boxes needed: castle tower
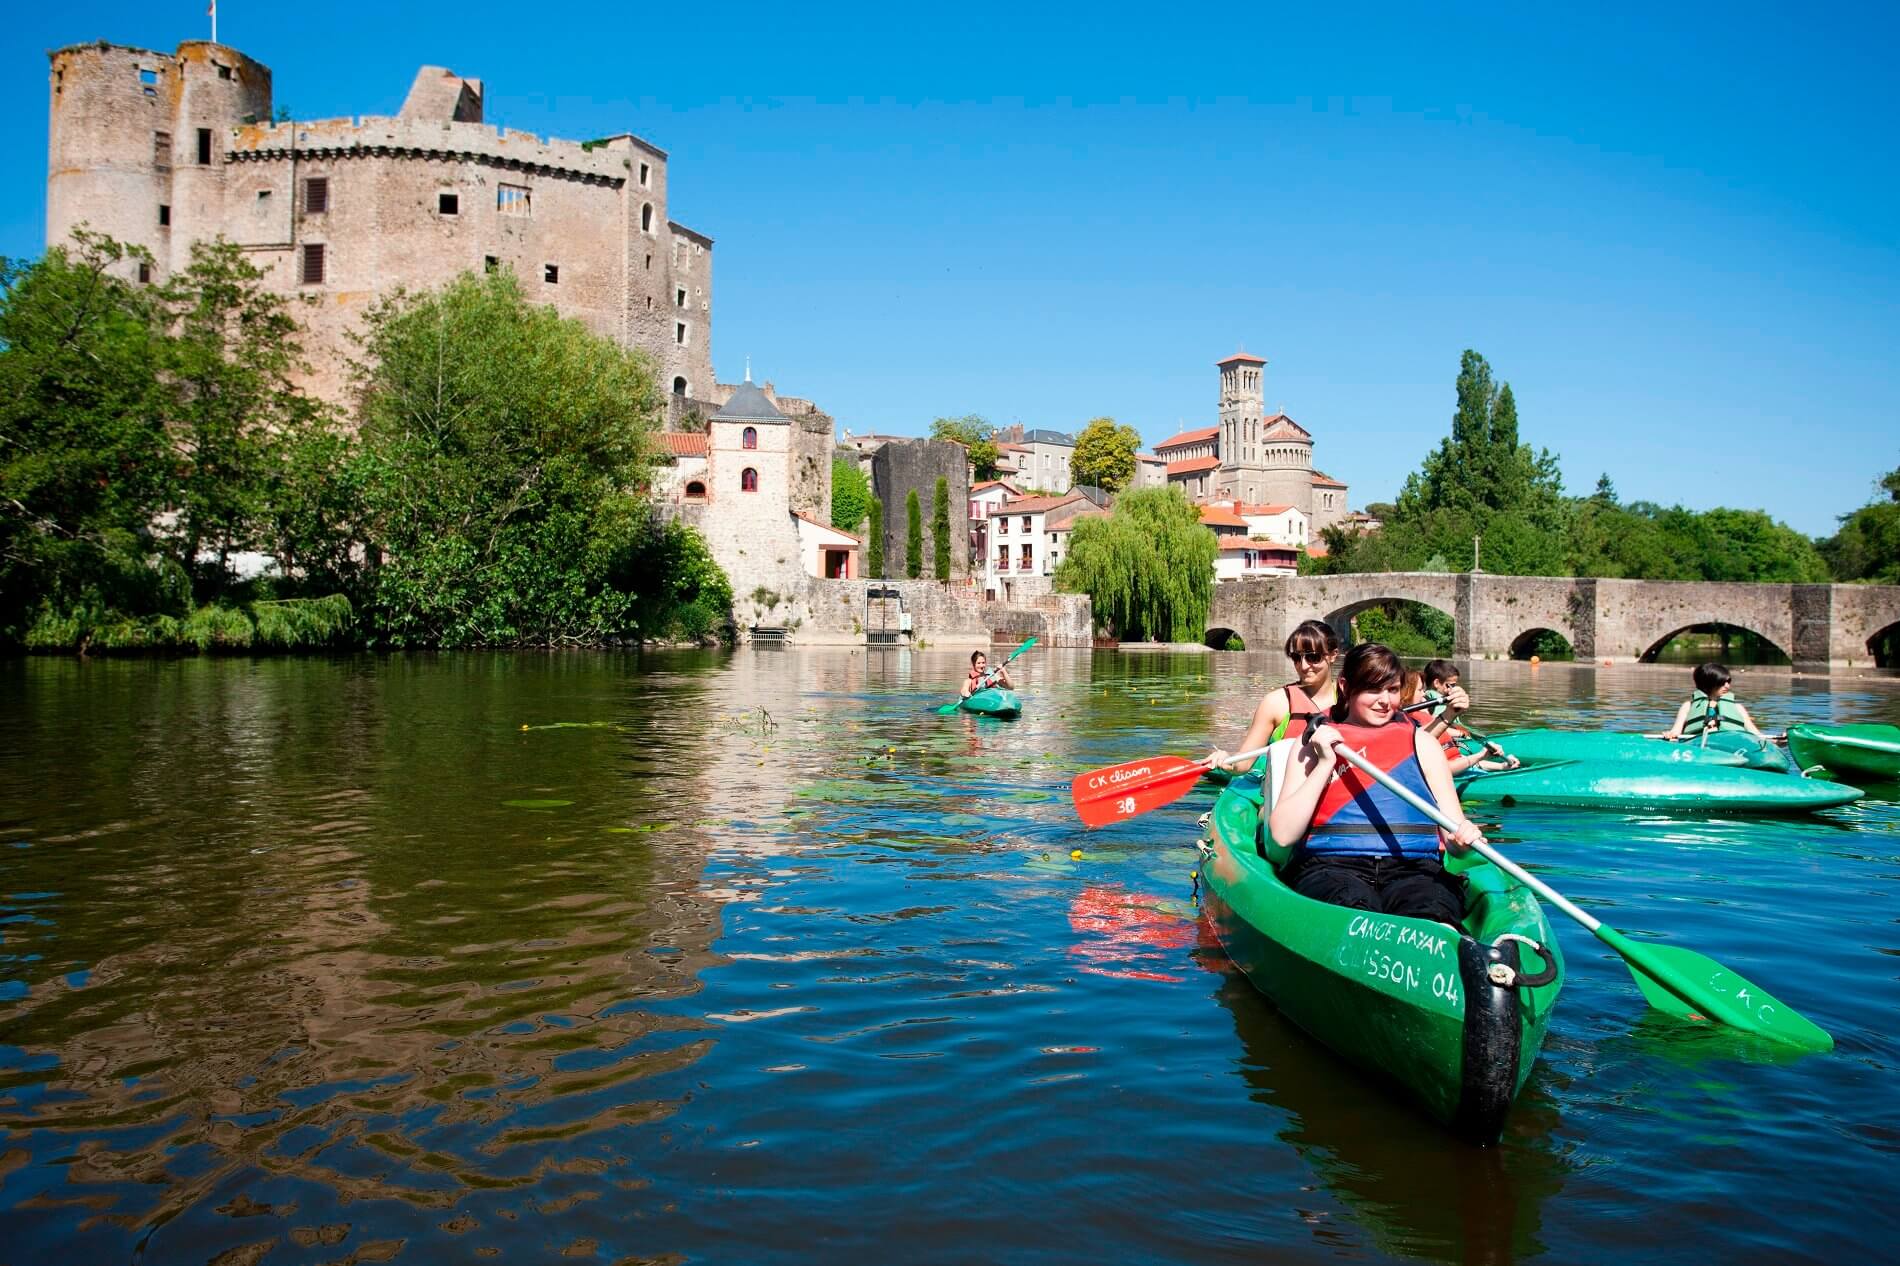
[1214,351,1268,504]
[48,40,270,282]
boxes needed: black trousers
[1281,853,1465,927]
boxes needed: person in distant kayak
[1421,659,1518,773]
[1654,662,1767,741]
[1267,642,1484,926]
[1208,620,1343,773]
[961,650,1013,698]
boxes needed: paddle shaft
[975,636,1035,689]
[1326,741,1601,933]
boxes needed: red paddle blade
[1071,755,1208,828]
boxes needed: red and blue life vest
[1301,719,1441,858]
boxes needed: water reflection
[1204,949,1569,1265]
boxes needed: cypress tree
[866,495,885,578]
[932,476,951,580]
[905,489,923,579]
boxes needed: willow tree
[1056,486,1216,641]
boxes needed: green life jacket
[1681,690,1747,738]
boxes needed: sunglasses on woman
[1289,651,1331,667]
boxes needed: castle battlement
[226,117,644,187]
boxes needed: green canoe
[1455,762,1861,813]
[1787,722,1900,783]
[1478,729,1747,768]
[1198,777,1564,1141]
[959,687,1022,718]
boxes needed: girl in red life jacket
[1422,659,1518,774]
[1267,643,1486,927]
[961,649,1013,698]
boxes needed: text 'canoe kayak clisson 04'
[1197,777,1564,1143]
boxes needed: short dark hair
[1284,619,1341,660]
[1693,662,1731,694]
[1423,659,1458,689]
[1330,643,1406,721]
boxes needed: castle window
[645,253,652,270]
[158,204,170,227]
[257,189,271,204]
[154,131,171,167]
[484,255,499,273]
[685,480,707,499]
[741,467,759,493]
[544,264,559,283]
[672,377,688,396]
[639,162,650,187]
[675,322,687,345]
[497,183,531,216]
[675,287,686,308]
[300,243,325,285]
[304,176,328,214]
[137,262,152,284]
[197,128,213,165]
[438,192,459,215]
[139,68,157,85]
[217,64,232,81]
[743,427,758,450]
[641,203,654,233]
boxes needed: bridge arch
[1205,626,1243,651]
[1509,627,1575,660]
[1638,621,1790,665]
[1868,620,1900,669]
[1324,596,1458,655]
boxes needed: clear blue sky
[5,2,1896,535]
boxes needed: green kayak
[1697,731,1793,773]
[959,687,1022,718]
[1787,722,1900,783]
[1455,762,1861,813]
[1478,730,1746,768]
[1198,777,1563,1142]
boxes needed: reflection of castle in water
[1206,957,1568,1264]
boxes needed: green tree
[1396,350,1568,556]
[156,238,325,594]
[931,475,951,580]
[831,456,870,532]
[905,488,923,579]
[1056,486,1216,641]
[1820,462,1900,583]
[930,414,1000,482]
[0,232,171,641]
[352,269,663,646]
[866,495,885,578]
[1071,415,1141,492]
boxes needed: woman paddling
[1209,620,1343,772]
[1267,643,1485,926]
[961,649,1014,699]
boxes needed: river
[2,650,1896,1264]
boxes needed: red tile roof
[1310,469,1347,488]
[1261,415,1311,442]
[1049,507,1109,531]
[1155,426,1220,451]
[1002,492,1090,515]
[971,480,1022,495]
[1243,503,1298,516]
[1305,543,1330,558]
[792,510,860,543]
[1218,351,1267,365]
[1165,456,1221,476]
[1220,537,1301,552]
[1199,506,1250,528]
[659,432,708,457]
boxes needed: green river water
[2,650,1897,1264]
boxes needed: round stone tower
[47,40,269,279]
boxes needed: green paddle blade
[1596,925,1834,1052]
[937,701,964,715]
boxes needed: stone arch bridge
[1207,573,1900,670]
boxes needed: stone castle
[46,39,713,408]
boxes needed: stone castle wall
[870,440,971,579]
[46,40,712,408]
[731,579,1092,648]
